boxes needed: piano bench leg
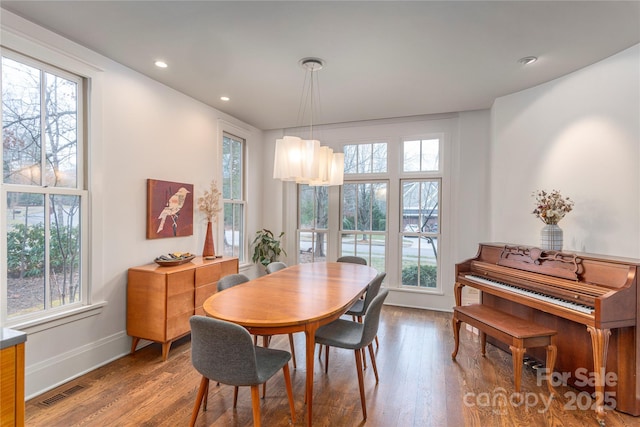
[480,332,487,356]
[451,315,462,359]
[509,345,526,394]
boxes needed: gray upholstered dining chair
[319,272,386,369]
[217,273,297,370]
[346,271,386,362]
[315,289,389,420]
[189,316,295,427]
[217,273,250,291]
[266,261,287,274]
[336,255,367,265]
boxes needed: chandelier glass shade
[273,58,344,186]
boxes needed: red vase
[203,221,215,257]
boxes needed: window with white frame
[293,132,445,293]
[297,184,328,263]
[340,142,388,273]
[400,179,440,288]
[341,180,388,272]
[2,51,87,323]
[400,137,442,290]
[222,132,245,262]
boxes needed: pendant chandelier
[273,58,344,186]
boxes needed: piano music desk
[452,303,557,395]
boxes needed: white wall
[490,44,640,258]
[1,11,263,397]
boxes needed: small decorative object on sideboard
[532,189,574,251]
[154,252,195,266]
[198,180,222,257]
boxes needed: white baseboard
[25,331,131,399]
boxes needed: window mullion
[44,193,51,310]
[40,69,47,187]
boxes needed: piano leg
[546,337,558,396]
[480,332,487,356]
[587,326,611,427]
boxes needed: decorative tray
[154,253,195,266]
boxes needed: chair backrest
[360,272,386,314]
[190,315,260,385]
[266,261,287,274]
[217,273,250,292]
[358,289,389,348]
[336,256,367,265]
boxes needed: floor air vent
[39,384,86,407]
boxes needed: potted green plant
[251,229,287,269]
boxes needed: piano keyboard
[465,274,595,315]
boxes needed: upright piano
[455,243,639,424]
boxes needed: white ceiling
[2,1,639,131]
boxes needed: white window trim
[0,47,95,326]
[218,120,250,266]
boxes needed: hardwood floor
[25,305,637,426]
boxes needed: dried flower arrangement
[198,180,222,223]
[532,189,574,225]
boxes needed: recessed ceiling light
[220,96,230,101]
[154,60,168,68]
[518,56,538,66]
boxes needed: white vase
[540,224,563,251]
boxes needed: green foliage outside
[6,223,80,278]
[401,264,437,288]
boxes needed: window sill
[7,301,107,334]
[393,286,445,296]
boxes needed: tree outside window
[2,53,85,320]
[222,133,245,261]
[297,185,328,263]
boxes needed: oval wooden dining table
[202,261,378,426]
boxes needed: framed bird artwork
[146,179,194,239]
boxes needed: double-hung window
[340,142,388,272]
[400,137,441,288]
[2,51,87,323]
[221,132,245,262]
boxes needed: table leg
[305,323,319,426]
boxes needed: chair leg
[358,316,367,369]
[233,386,239,408]
[250,385,261,427]
[324,344,330,374]
[374,335,379,349]
[354,348,367,420]
[282,363,296,423]
[368,343,379,383]
[288,334,297,369]
[203,379,209,410]
[189,376,209,427]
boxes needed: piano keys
[455,243,640,425]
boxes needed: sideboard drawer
[167,270,194,296]
[195,263,221,287]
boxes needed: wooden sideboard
[127,256,238,361]
[1,328,26,427]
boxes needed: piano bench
[451,304,557,394]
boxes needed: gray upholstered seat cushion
[190,315,291,387]
[315,290,388,350]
